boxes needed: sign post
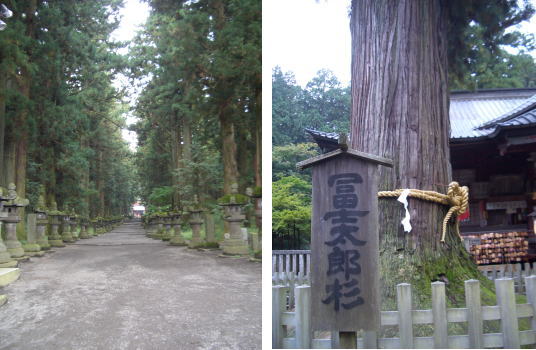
[297,138,392,348]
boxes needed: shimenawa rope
[378,182,469,243]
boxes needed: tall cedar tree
[349,0,534,312]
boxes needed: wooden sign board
[301,151,386,332]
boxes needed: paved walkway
[0,222,261,350]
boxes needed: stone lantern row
[143,185,262,256]
[0,184,124,267]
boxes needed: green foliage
[148,186,174,207]
[272,67,351,147]
[0,0,135,220]
[272,143,318,182]
[131,0,261,210]
[218,193,249,205]
[446,0,535,87]
[272,176,312,238]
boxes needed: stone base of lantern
[150,229,165,240]
[220,238,249,255]
[0,260,18,268]
[49,238,65,247]
[188,237,205,248]
[37,238,51,250]
[22,243,42,256]
[22,247,45,257]
[79,231,90,239]
[6,240,26,258]
[169,235,187,246]
[61,232,75,243]
[161,230,173,241]
[0,268,21,287]
[0,250,14,265]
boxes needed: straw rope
[378,182,469,242]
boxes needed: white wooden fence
[273,276,536,349]
[272,250,311,285]
[479,263,536,293]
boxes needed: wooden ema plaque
[298,147,392,335]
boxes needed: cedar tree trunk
[220,109,239,194]
[349,0,493,312]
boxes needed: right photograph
[271,0,536,349]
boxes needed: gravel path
[0,222,261,350]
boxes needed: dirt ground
[0,222,261,350]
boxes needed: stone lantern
[218,183,249,255]
[3,183,29,258]
[35,188,51,250]
[161,213,173,241]
[0,187,16,267]
[188,196,205,248]
[89,218,97,237]
[151,214,165,239]
[169,211,186,246]
[69,209,79,240]
[47,200,65,247]
[61,207,75,243]
[145,215,156,237]
[246,187,262,252]
[79,217,90,239]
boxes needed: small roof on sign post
[296,134,393,170]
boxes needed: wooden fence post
[495,278,520,348]
[525,275,536,334]
[295,285,311,348]
[465,279,483,348]
[272,254,278,285]
[362,331,378,349]
[298,254,305,284]
[431,281,448,348]
[272,285,286,348]
[397,283,414,348]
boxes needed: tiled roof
[305,89,536,143]
[450,89,536,139]
[304,128,339,141]
[495,108,536,129]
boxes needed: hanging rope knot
[378,182,469,243]
[443,182,469,243]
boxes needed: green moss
[252,186,261,197]
[218,193,249,205]
[378,216,500,337]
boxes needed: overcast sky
[267,0,536,87]
[112,0,150,151]
[266,0,351,87]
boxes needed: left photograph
[0,1,261,349]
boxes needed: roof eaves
[476,94,536,129]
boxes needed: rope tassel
[378,182,469,243]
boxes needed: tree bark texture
[81,136,90,216]
[254,89,262,187]
[349,0,490,310]
[4,137,15,186]
[170,125,182,209]
[220,111,239,194]
[0,64,6,187]
[97,150,105,217]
